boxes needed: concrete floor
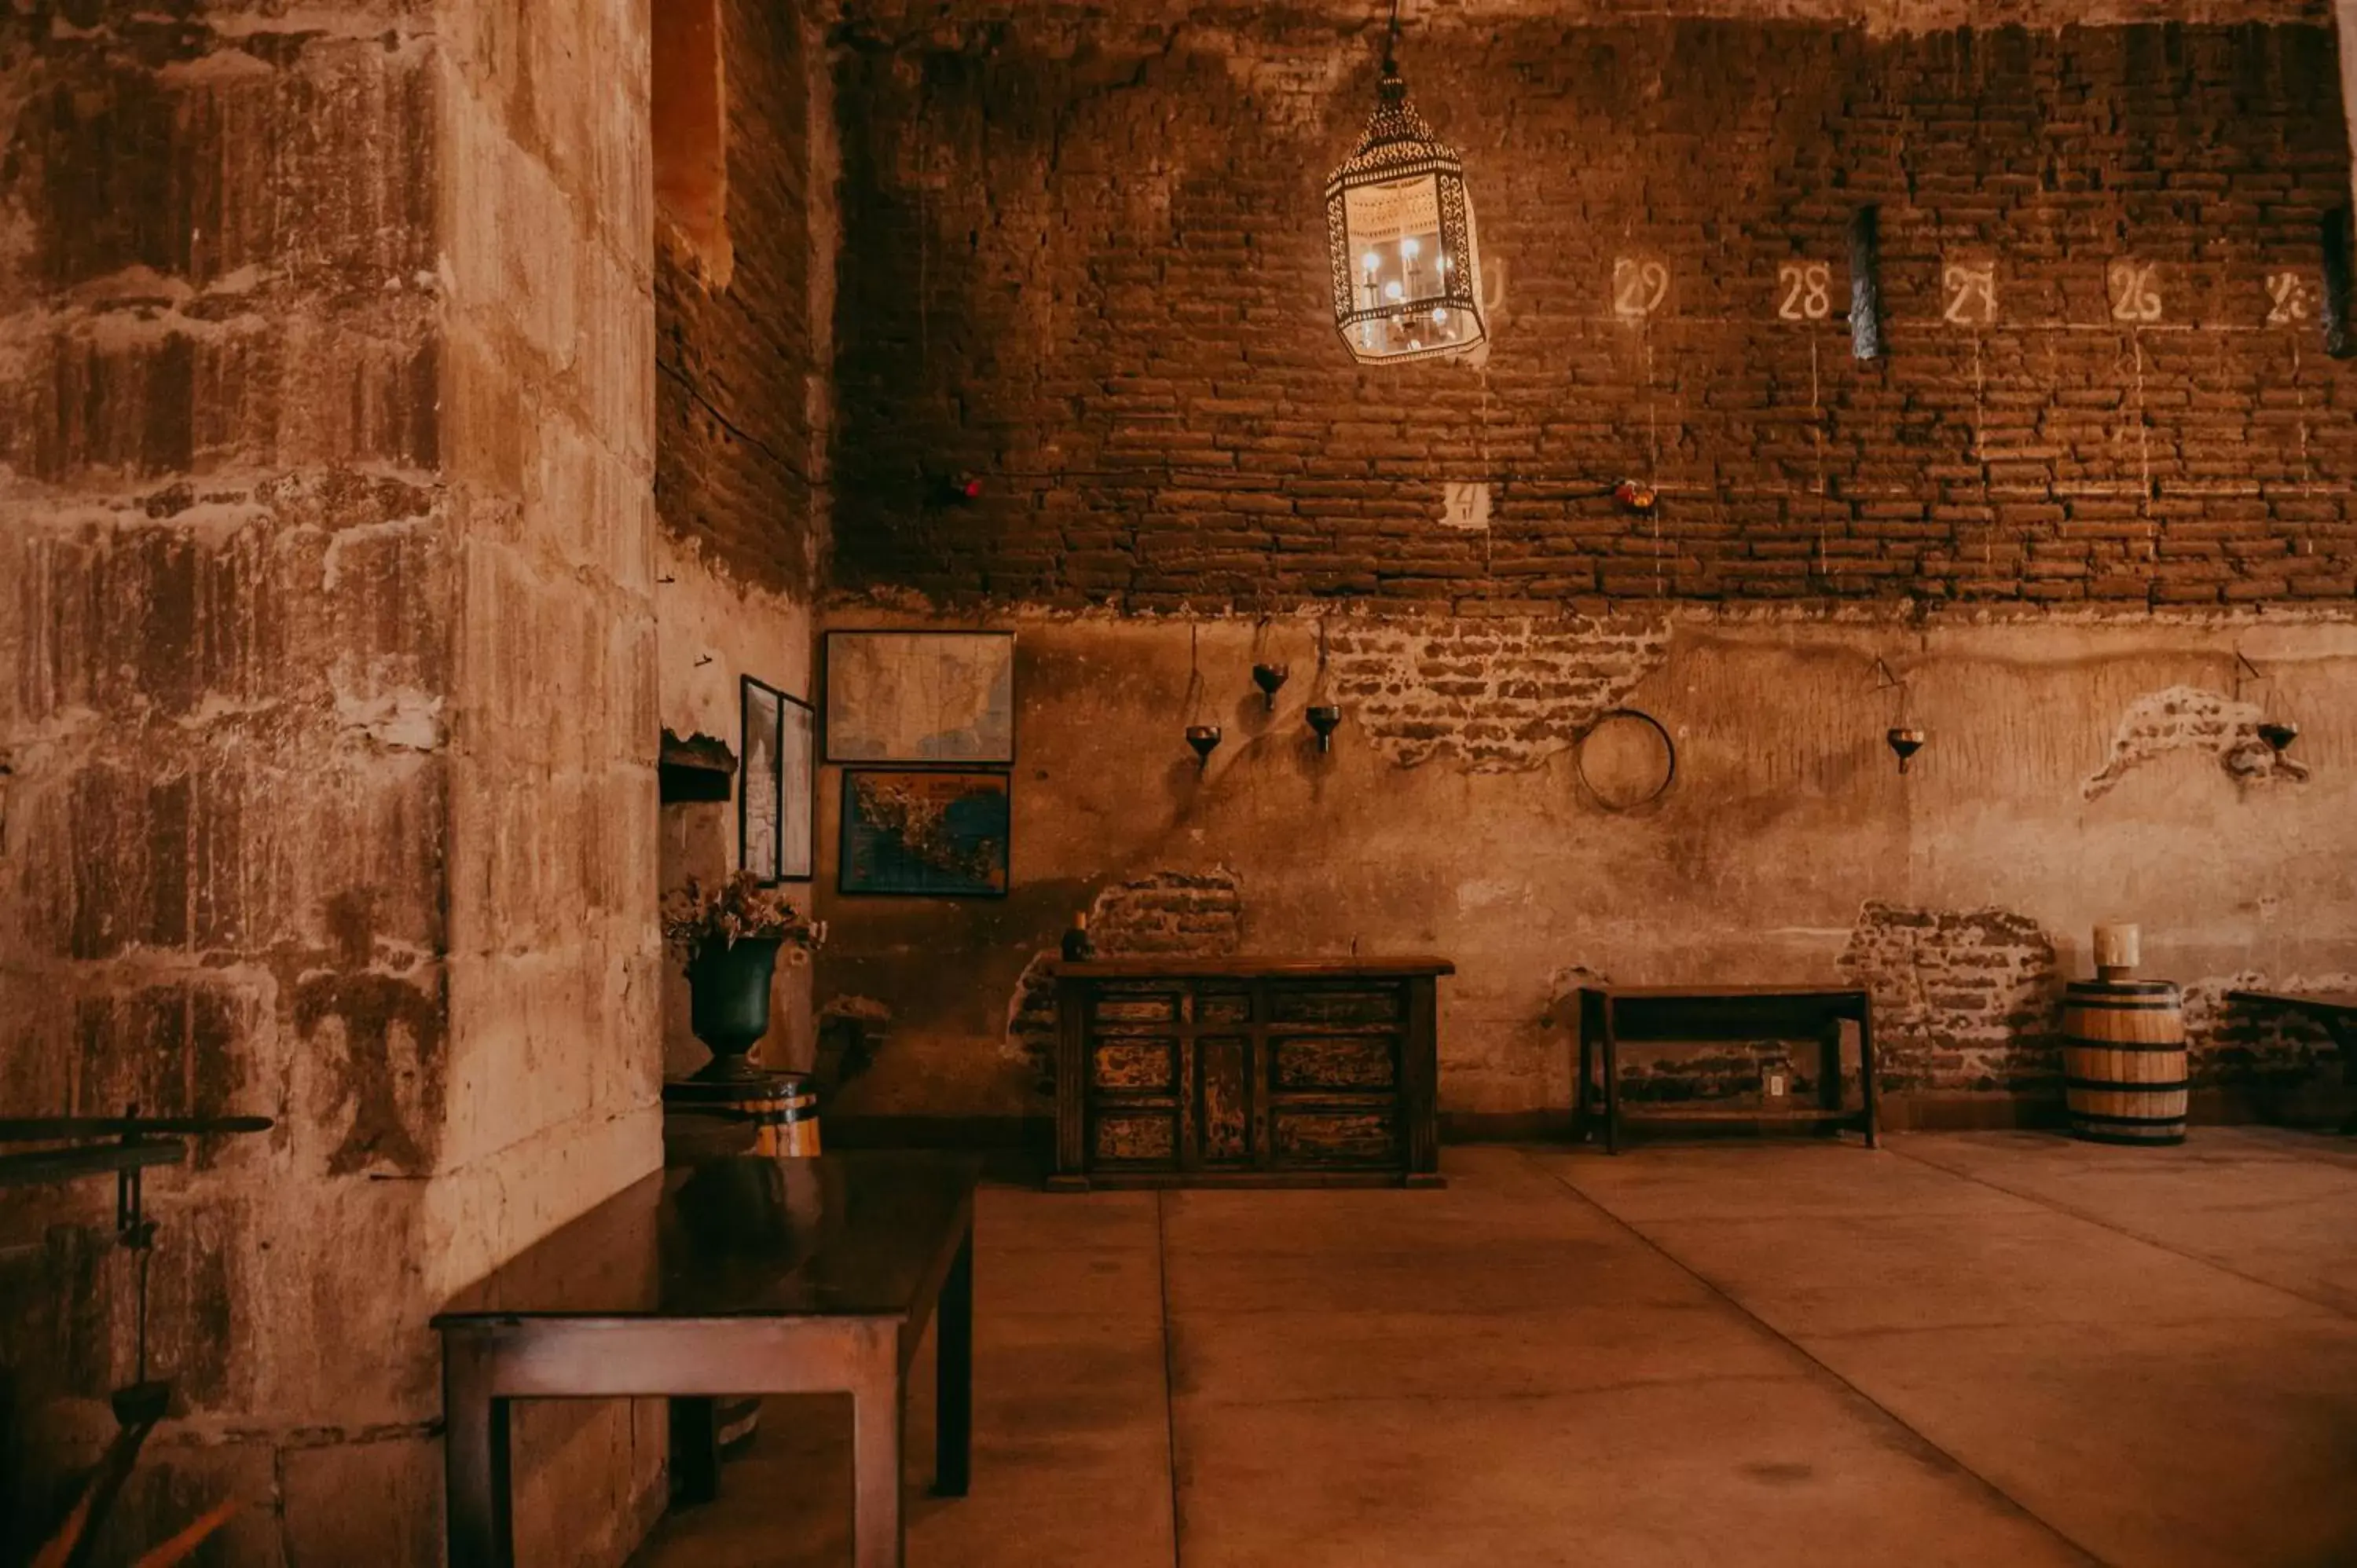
[630,1130,2357,1567]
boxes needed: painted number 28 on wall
[1776,262,1833,321]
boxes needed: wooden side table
[434,1152,978,1568]
[1576,985,1879,1155]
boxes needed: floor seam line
[1882,1140,2357,1324]
[1157,1188,1184,1568]
[1512,1145,2116,1568]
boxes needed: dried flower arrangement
[662,871,827,959]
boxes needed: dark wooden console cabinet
[1050,958,1452,1190]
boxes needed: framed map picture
[824,630,1015,764]
[839,768,1011,898]
[739,677,786,883]
[779,692,814,881]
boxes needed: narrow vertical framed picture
[779,692,814,882]
[739,676,786,885]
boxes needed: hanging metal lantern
[1325,44,1485,365]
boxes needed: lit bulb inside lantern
[1383,280,1403,300]
[1360,251,1380,274]
[1399,236,1421,258]
[1432,308,1449,324]
[1438,254,1453,272]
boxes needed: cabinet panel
[1270,988,1402,1026]
[1091,1040,1176,1092]
[1197,1037,1252,1165]
[1091,1110,1176,1165]
[1091,990,1178,1028]
[1273,1110,1399,1166]
[1272,1035,1398,1091]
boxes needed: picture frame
[823,629,1016,766]
[779,691,815,881]
[838,768,1011,898]
[739,677,786,884]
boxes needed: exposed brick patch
[1838,902,2062,1092]
[2182,971,2356,1085]
[1004,868,1244,1088]
[2081,684,2311,799]
[1324,615,1670,771]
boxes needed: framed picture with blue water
[838,768,1010,898]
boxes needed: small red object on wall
[1614,478,1659,515]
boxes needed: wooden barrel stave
[2061,980,2187,1145]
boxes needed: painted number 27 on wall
[1942,262,1998,325]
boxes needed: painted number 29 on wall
[1612,258,1671,321]
[1776,262,1833,321]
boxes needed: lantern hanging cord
[1382,0,1400,72]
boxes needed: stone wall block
[281,1433,442,1568]
[5,33,434,295]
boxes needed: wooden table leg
[2320,1017,2357,1135]
[1818,1020,1844,1123]
[668,1397,721,1507]
[442,1331,513,1568]
[1859,1002,1880,1149]
[935,1230,973,1497]
[1573,994,1593,1144]
[852,1343,905,1568]
[1602,1006,1622,1156]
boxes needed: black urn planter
[684,936,784,1083]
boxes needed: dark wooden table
[433,1152,979,1568]
[1576,985,1879,1155]
[2227,990,2357,1132]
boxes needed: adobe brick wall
[830,16,2357,611]
[657,0,832,599]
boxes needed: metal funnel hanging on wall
[1873,656,1927,776]
[1307,705,1343,753]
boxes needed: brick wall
[830,16,2357,610]
[657,0,830,596]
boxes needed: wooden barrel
[662,1072,822,1160]
[744,1079,821,1158]
[2062,980,2187,1145]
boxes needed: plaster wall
[816,607,2357,1124]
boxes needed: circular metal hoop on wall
[1574,709,1677,811]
